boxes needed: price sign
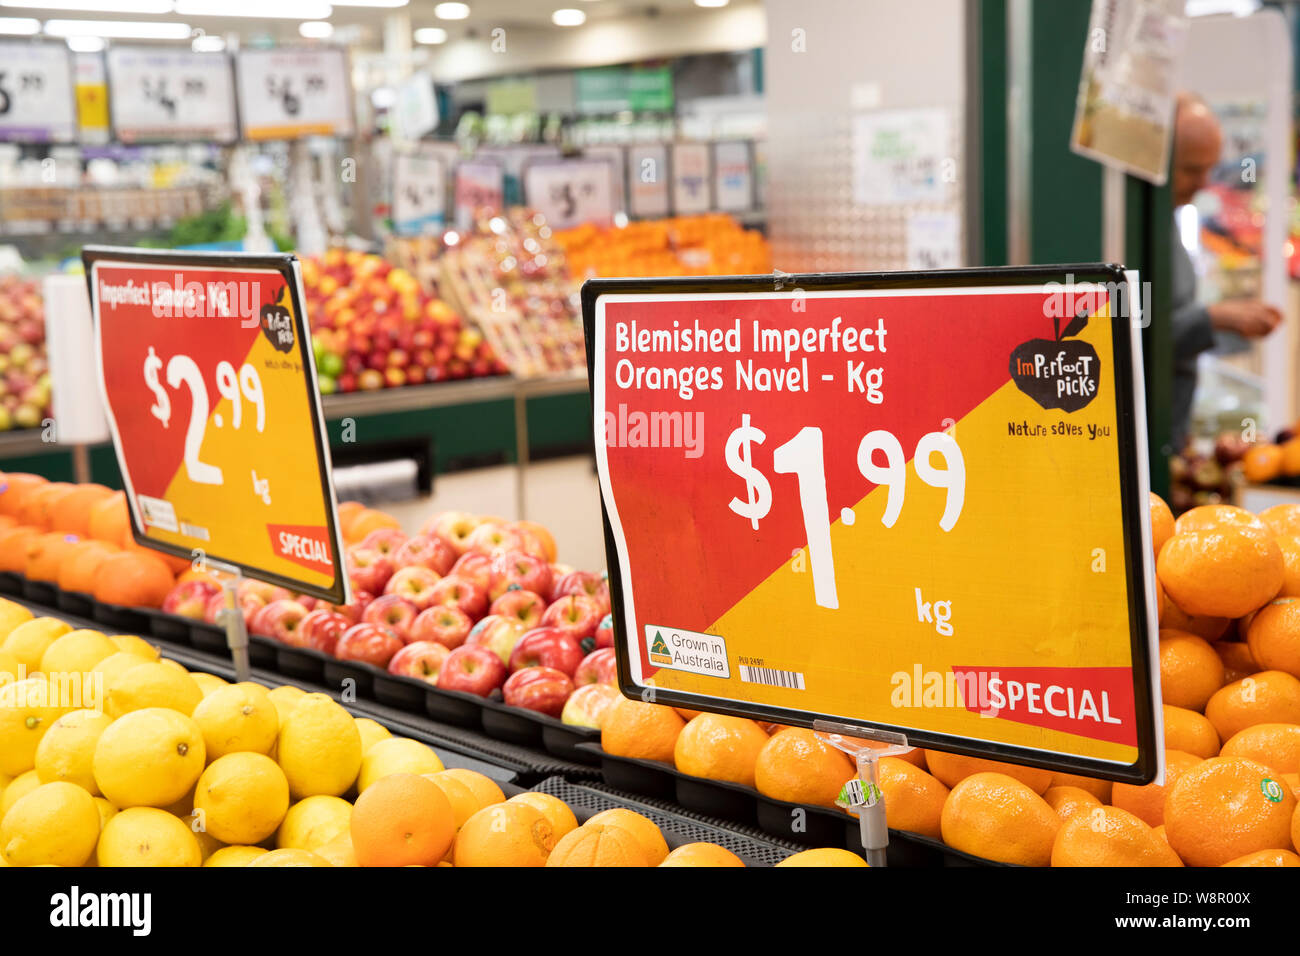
[522,158,616,231]
[106,48,237,143]
[628,144,669,219]
[670,143,711,215]
[84,248,348,603]
[0,41,76,143]
[453,160,505,231]
[391,150,447,235]
[713,141,753,212]
[584,266,1160,782]
[235,48,354,141]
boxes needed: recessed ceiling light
[433,2,468,18]
[414,26,447,44]
[43,18,193,38]
[0,15,39,32]
[65,34,104,51]
[174,0,332,18]
[331,0,407,6]
[694,0,730,7]
[299,19,332,37]
[552,8,585,26]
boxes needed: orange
[1043,785,1102,822]
[585,808,669,864]
[774,847,868,867]
[91,551,174,608]
[0,526,40,573]
[336,501,365,539]
[1223,848,1300,867]
[1283,438,1300,476]
[119,536,190,576]
[939,772,1060,866]
[1219,724,1300,774]
[1111,749,1202,827]
[659,842,745,867]
[86,492,129,546]
[924,750,1053,794]
[1159,601,1231,640]
[601,697,684,763]
[1153,824,1170,846]
[350,773,455,867]
[752,728,853,808]
[1163,705,1220,758]
[1051,806,1183,867]
[1274,535,1300,597]
[1261,504,1300,539]
[430,768,504,811]
[422,773,480,831]
[1205,671,1300,741]
[1246,598,1300,679]
[1294,799,1300,853]
[1284,772,1300,796]
[345,509,401,545]
[18,483,72,530]
[506,792,578,841]
[512,521,557,563]
[892,748,928,770]
[1175,503,1266,534]
[1244,445,1284,483]
[545,824,649,867]
[1164,756,1296,866]
[454,802,555,867]
[1216,641,1259,684]
[1048,771,1112,803]
[56,541,119,595]
[47,484,113,538]
[0,474,48,518]
[24,532,81,583]
[1158,629,1225,711]
[1157,525,1283,619]
[673,707,704,721]
[674,714,768,787]
[1150,493,1175,556]
[876,756,948,839]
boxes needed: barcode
[738,664,805,689]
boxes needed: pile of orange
[555,214,772,280]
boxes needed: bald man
[1170,93,1281,448]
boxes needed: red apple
[574,647,618,687]
[346,546,394,595]
[331,589,373,624]
[409,603,473,649]
[503,666,573,718]
[547,564,576,596]
[489,588,548,630]
[387,640,451,682]
[427,575,489,620]
[202,590,227,624]
[360,527,408,557]
[361,593,419,641]
[383,565,442,610]
[488,550,553,601]
[335,623,404,669]
[595,612,614,649]
[508,627,585,677]
[392,533,456,576]
[467,522,525,557]
[465,614,528,664]
[561,682,621,728]
[449,551,493,592]
[252,599,311,644]
[238,579,291,606]
[437,644,507,697]
[540,594,603,646]
[299,609,351,655]
[425,511,482,555]
[552,570,611,616]
[162,579,220,620]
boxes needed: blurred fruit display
[0,276,52,433]
[300,250,507,395]
[1169,436,1245,515]
[555,213,772,279]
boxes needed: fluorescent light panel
[2,0,172,11]
[0,15,39,32]
[552,8,584,25]
[192,34,224,50]
[299,19,332,37]
[413,26,446,44]
[174,0,332,18]
[43,18,193,37]
[66,34,104,51]
[433,2,468,19]
[331,0,407,5]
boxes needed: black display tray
[0,571,21,596]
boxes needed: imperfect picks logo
[259,286,295,354]
[1009,310,1100,413]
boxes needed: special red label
[268,524,334,576]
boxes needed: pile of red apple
[300,249,507,394]
[0,275,52,432]
[160,512,622,729]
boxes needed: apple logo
[1008,310,1100,413]
[259,287,295,354]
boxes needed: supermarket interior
[4,0,1300,891]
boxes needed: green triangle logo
[650,631,670,656]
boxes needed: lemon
[357,737,444,792]
[109,635,159,660]
[276,795,352,851]
[0,677,62,776]
[163,785,196,817]
[0,771,11,802]
[314,831,358,867]
[277,693,362,799]
[204,845,268,867]
[176,809,224,861]
[0,782,100,867]
[2,618,71,671]
[97,807,201,867]
[92,796,117,829]
[104,660,202,718]
[1,770,43,818]
[354,717,391,755]
[267,685,306,725]
[193,752,289,845]
[247,848,331,867]
[38,629,116,676]
[34,709,113,794]
[91,651,157,692]
[0,650,24,687]
[191,672,229,698]
[191,682,278,760]
[93,707,205,808]
[0,598,34,640]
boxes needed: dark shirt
[1170,217,1216,449]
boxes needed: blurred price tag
[392,150,447,236]
[522,158,616,231]
[106,47,237,143]
[670,143,711,215]
[0,41,76,143]
[236,48,354,140]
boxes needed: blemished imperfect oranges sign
[84,248,347,604]
[583,266,1162,784]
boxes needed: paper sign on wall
[851,108,951,205]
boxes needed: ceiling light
[175,0,332,18]
[331,0,407,5]
[43,18,193,38]
[2,0,172,12]
[414,26,446,43]
[552,8,585,25]
[299,19,332,37]
[694,0,730,6]
[65,34,104,51]
[0,15,39,32]
[192,33,224,50]
[434,2,468,19]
